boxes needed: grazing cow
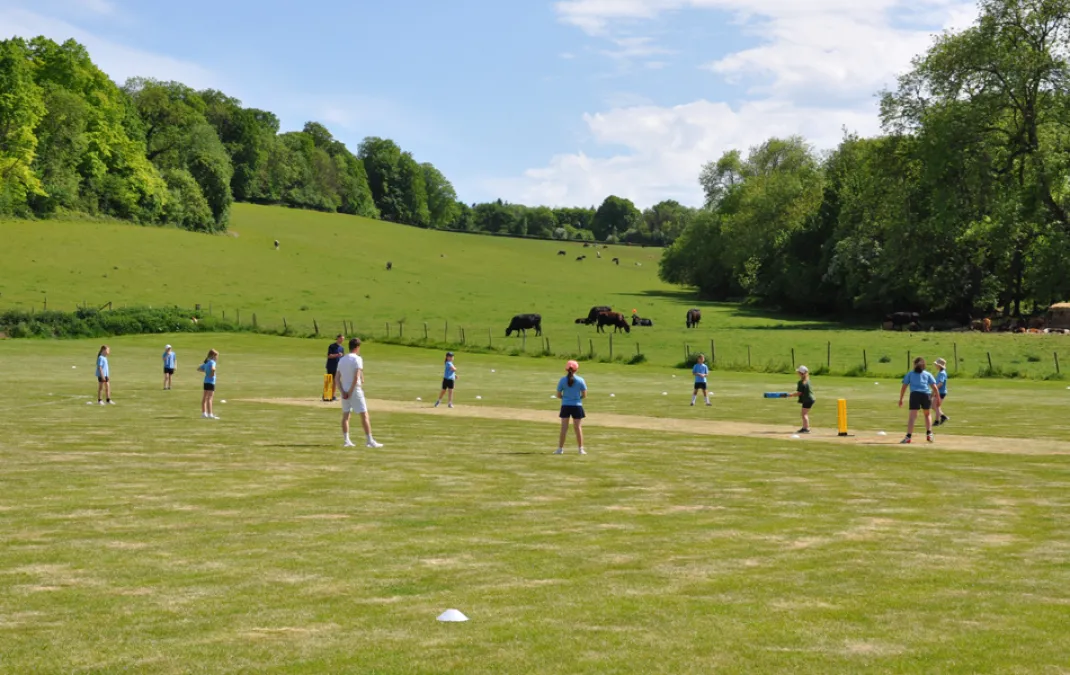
[386,261,392,271]
[596,251,601,258]
[631,315,653,327]
[634,262,642,267]
[583,243,590,248]
[884,312,920,331]
[274,239,279,250]
[1028,316,1047,330]
[506,313,542,337]
[612,257,619,265]
[597,311,631,333]
[558,250,567,256]
[686,308,702,328]
[983,317,992,332]
[576,255,586,261]
[584,306,612,325]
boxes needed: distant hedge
[0,307,255,339]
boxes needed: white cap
[165,344,172,349]
[796,365,809,374]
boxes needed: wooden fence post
[577,335,581,355]
[589,338,594,357]
[863,349,867,372]
[711,340,716,365]
[283,317,288,331]
[907,350,911,371]
[987,351,993,372]
[636,342,640,357]
[827,341,831,369]
[252,313,257,329]
[424,323,429,340]
[313,319,319,335]
[1055,351,1061,374]
[546,338,551,353]
[236,309,240,326]
[488,328,492,348]
[522,333,526,351]
[609,333,614,361]
[385,322,390,337]
[791,348,796,369]
[954,343,959,372]
[747,345,751,367]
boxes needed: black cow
[884,312,920,331]
[576,255,586,261]
[558,250,567,256]
[597,312,630,333]
[631,315,653,326]
[274,239,279,250]
[583,242,590,248]
[584,306,612,325]
[506,314,542,337]
[686,308,702,328]
[612,257,619,265]
[386,261,392,271]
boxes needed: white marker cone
[491,369,496,373]
[437,609,468,622]
[476,395,482,400]
[72,366,77,369]
[416,397,422,401]
[661,392,668,395]
[791,434,801,439]
[877,431,887,436]
[221,400,227,404]
[610,393,615,397]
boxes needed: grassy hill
[2,203,1069,378]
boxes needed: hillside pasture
[2,204,1070,379]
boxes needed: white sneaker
[210,415,220,420]
[366,440,383,449]
[107,400,115,405]
[553,448,564,454]
[448,403,453,408]
[578,448,587,455]
[343,440,356,448]
[98,401,105,406]
[202,413,209,418]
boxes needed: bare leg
[360,412,372,437]
[98,381,105,401]
[342,411,350,436]
[574,419,584,449]
[448,387,454,405]
[801,407,810,430]
[201,391,208,415]
[436,388,446,405]
[558,418,569,449]
[923,410,932,433]
[104,381,111,402]
[206,391,214,416]
[907,409,919,435]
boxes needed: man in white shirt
[336,337,383,449]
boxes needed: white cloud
[493,0,976,207]
[0,7,221,89]
[76,0,116,14]
[600,35,675,60]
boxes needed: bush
[1026,354,1042,363]
[878,355,892,363]
[0,306,240,339]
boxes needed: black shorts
[326,367,338,377]
[442,379,455,390]
[97,376,109,383]
[938,392,947,400]
[203,383,215,392]
[560,405,586,420]
[693,382,707,390]
[800,400,815,409]
[164,368,175,375]
[909,391,931,410]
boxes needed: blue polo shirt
[902,369,937,393]
[935,370,948,396]
[558,375,587,406]
[199,359,217,385]
[693,363,709,383]
[443,361,456,380]
[96,355,108,379]
[163,351,176,369]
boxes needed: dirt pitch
[241,397,1070,456]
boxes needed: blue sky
[2,0,978,208]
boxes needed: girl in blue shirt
[555,360,587,455]
[95,345,113,405]
[933,357,949,426]
[434,352,458,408]
[197,349,219,419]
[162,345,177,390]
[897,357,942,443]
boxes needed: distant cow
[686,308,702,328]
[596,251,601,258]
[576,255,586,261]
[558,250,566,256]
[884,312,920,331]
[274,239,279,250]
[506,314,542,337]
[584,305,612,325]
[583,243,590,248]
[612,258,619,265]
[597,311,630,333]
[632,315,653,327]
[386,261,392,271]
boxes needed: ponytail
[98,345,108,357]
[567,371,575,387]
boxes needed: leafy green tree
[525,205,557,238]
[422,162,459,229]
[592,195,642,241]
[397,153,430,227]
[0,38,45,213]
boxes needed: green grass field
[2,204,1070,379]
[2,333,1070,673]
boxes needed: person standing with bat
[788,365,815,434]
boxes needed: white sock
[366,434,373,443]
[691,395,697,404]
[344,434,350,442]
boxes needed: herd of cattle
[883,311,1069,333]
[505,307,701,337]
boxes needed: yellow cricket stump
[837,398,848,437]
[323,373,333,401]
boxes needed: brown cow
[686,308,702,328]
[596,312,630,334]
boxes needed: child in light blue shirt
[163,345,176,390]
[691,354,710,406]
[435,352,458,408]
[95,345,113,405]
[197,349,219,419]
[555,360,588,455]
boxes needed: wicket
[837,398,848,436]
[322,373,333,401]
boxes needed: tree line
[661,0,1070,318]
[0,36,693,245]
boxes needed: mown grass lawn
[4,205,1070,379]
[1,334,1069,673]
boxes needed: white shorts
[341,390,367,414]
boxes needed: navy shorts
[938,392,947,400]
[164,368,175,375]
[203,383,215,392]
[442,379,455,390]
[693,382,707,390]
[560,405,586,420]
[97,376,109,383]
[909,391,931,410]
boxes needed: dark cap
[445,351,454,357]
